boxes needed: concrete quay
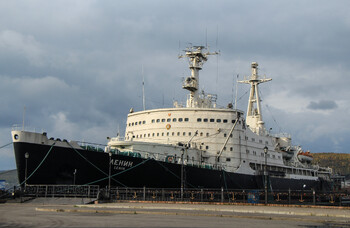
[1,200,350,227]
[74,201,350,219]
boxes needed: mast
[178,46,218,108]
[238,62,271,135]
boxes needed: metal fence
[110,187,350,206]
[23,185,99,198]
[17,185,350,206]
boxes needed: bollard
[221,187,224,203]
[288,188,291,205]
[143,186,146,201]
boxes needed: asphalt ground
[0,201,350,227]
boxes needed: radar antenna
[178,46,219,108]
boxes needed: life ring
[167,156,174,162]
[166,124,171,130]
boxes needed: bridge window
[203,118,208,122]
[167,118,171,122]
[223,119,228,123]
[156,119,160,123]
[162,119,165,122]
[152,119,155,123]
[179,118,183,122]
[173,118,177,122]
[217,119,221,123]
[184,118,189,122]
[197,118,202,122]
[210,119,215,122]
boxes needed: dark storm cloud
[0,0,350,170]
[307,100,338,110]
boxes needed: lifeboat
[297,151,313,163]
[279,146,294,160]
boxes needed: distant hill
[312,153,350,178]
[0,169,18,189]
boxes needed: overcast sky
[0,0,349,170]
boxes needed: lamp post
[108,152,112,198]
[24,152,29,190]
[180,148,184,201]
[263,146,268,205]
[73,169,77,185]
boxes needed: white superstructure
[107,46,331,180]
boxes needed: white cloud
[0,30,45,66]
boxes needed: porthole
[14,134,19,140]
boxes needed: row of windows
[128,118,241,127]
[246,149,280,159]
[197,118,237,124]
[151,118,189,123]
[129,131,213,139]
[129,121,146,126]
[128,130,270,147]
[245,136,269,145]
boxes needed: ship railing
[11,124,46,133]
[271,132,291,138]
[77,141,107,152]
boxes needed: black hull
[13,142,326,191]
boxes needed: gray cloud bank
[307,100,338,110]
[0,0,349,169]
